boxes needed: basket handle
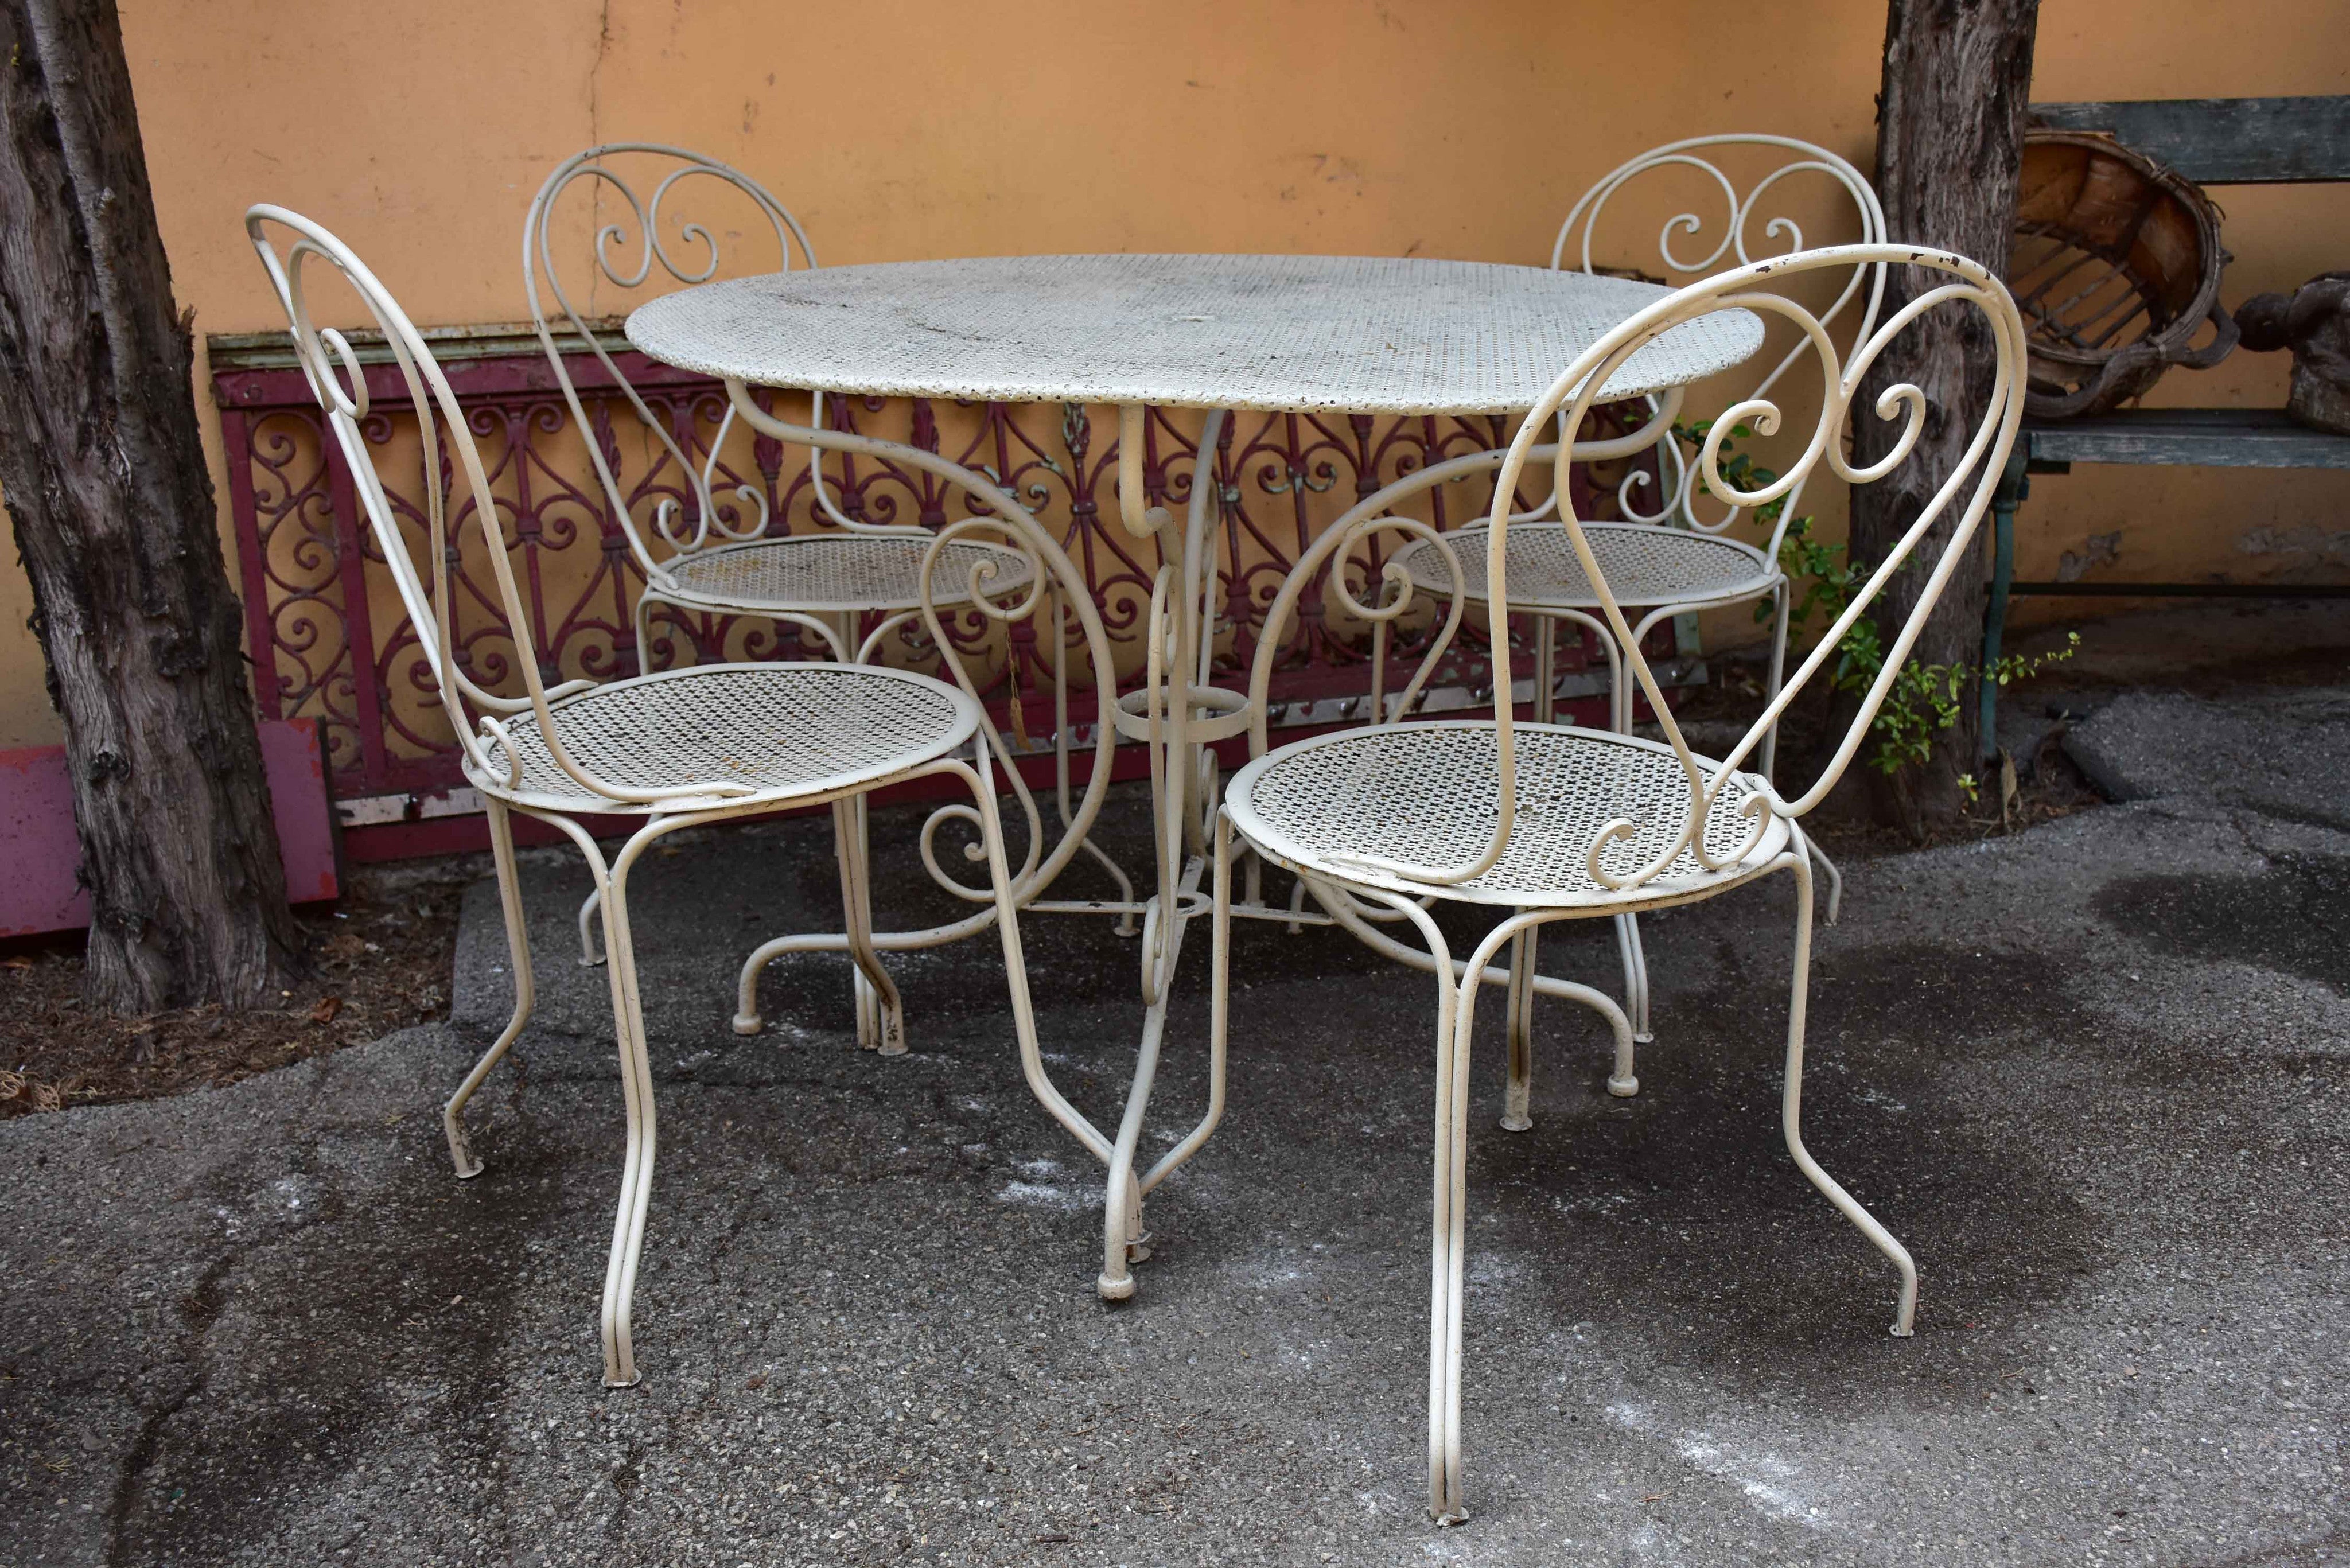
[2170,294,2241,371]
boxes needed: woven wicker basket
[2011,129,2238,418]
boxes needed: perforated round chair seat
[655,534,1035,615]
[472,663,981,815]
[1391,522,1776,611]
[1225,721,1790,909]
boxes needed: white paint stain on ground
[994,1178,1096,1212]
[1551,1189,1635,1217]
[1222,1259,1310,1289]
[1466,1251,1530,1289]
[1604,1400,1830,1530]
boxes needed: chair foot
[1501,1072,1532,1132]
[603,1371,641,1390]
[577,887,605,967]
[1431,1507,1469,1528]
[1097,1270,1136,1302]
[730,1012,763,1037]
[1606,1073,1640,1098]
[443,1108,485,1181]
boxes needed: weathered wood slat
[2029,96,2350,184]
[2024,409,2350,469]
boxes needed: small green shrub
[1671,421,2076,781]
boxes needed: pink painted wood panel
[0,718,337,938]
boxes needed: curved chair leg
[1806,835,1846,927]
[1421,908,1539,1526]
[1779,851,1916,1337]
[442,797,535,1179]
[1500,923,1538,1132]
[1353,893,1465,1524]
[1313,889,1632,1523]
[1613,912,1653,1050]
[593,822,671,1388]
[1077,832,1142,938]
[633,590,660,679]
[577,886,605,968]
[834,796,906,1055]
[1532,613,1557,726]
[1308,877,1635,1096]
[1759,579,1791,783]
[732,920,783,1039]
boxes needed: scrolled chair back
[644,376,1118,917]
[1259,244,2026,893]
[1547,134,1889,550]
[524,145,883,585]
[247,204,753,810]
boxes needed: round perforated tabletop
[625,253,1761,415]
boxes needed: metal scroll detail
[215,340,1656,811]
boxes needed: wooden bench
[1979,95,2350,752]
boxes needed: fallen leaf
[744,1373,767,1391]
[308,995,343,1025]
[2,954,34,970]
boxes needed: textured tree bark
[0,0,301,1010]
[1850,0,2040,835]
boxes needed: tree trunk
[0,0,302,1011]
[1851,0,2040,834]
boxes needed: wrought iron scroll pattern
[218,349,1648,803]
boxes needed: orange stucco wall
[1,0,2343,746]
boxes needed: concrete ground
[5,683,2347,1566]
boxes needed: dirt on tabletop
[0,855,484,1120]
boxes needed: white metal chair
[1212,246,2026,1522]
[1546,135,1885,750]
[526,144,1137,1054]
[248,205,1094,1388]
[1389,137,1883,1054]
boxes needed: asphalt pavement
[3,688,2345,1567]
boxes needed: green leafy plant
[1675,421,2077,782]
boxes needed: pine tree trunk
[0,0,302,1011]
[1850,0,2040,835]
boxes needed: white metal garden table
[625,253,1761,1299]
